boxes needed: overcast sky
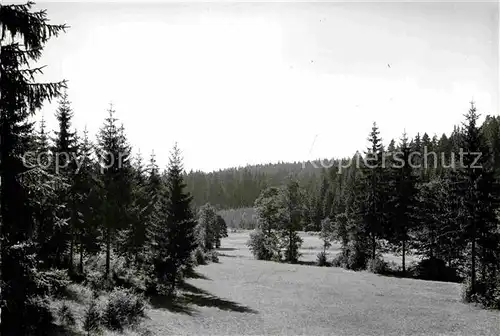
[29,0,499,172]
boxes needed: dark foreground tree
[0,2,67,334]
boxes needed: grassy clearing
[141,231,499,335]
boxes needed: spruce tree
[151,144,197,293]
[356,122,389,261]
[74,127,101,273]
[387,132,418,273]
[215,214,228,248]
[279,176,304,263]
[96,105,133,276]
[52,90,78,269]
[0,2,67,333]
[457,102,500,298]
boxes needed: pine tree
[279,176,304,263]
[74,127,101,273]
[196,203,218,251]
[96,105,133,276]
[0,2,67,333]
[215,214,228,248]
[52,90,78,269]
[356,122,389,261]
[151,143,197,293]
[457,102,500,298]
[387,132,418,273]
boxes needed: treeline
[247,109,500,309]
[0,3,227,335]
[185,162,321,209]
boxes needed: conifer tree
[356,122,389,261]
[279,177,304,263]
[215,214,228,248]
[96,106,133,276]
[196,203,218,251]
[387,132,418,272]
[1,2,67,333]
[151,144,197,293]
[74,127,101,273]
[52,90,78,269]
[457,102,500,297]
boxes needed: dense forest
[0,2,499,335]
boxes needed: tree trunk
[402,239,406,273]
[79,241,84,274]
[471,236,476,294]
[371,235,376,260]
[105,226,111,277]
[69,231,74,270]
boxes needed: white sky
[23,0,500,172]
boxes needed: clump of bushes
[462,276,500,309]
[36,268,72,298]
[25,296,54,334]
[57,302,76,328]
[205,250,219,263]
[331,244,368,271]
[194,247,207,265]
[83,296,103,335]
[247,229,281,261]
[103,287,147,331]
[367,257,388,274]
[409,257,460,282]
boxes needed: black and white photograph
[0,0,499,335]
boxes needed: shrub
[331,244,368,271]
[462,277,500,309]
[205,250,219,263]
[35,269,71,298]
[367,258,388,274]
[103,287,146,331]
[58,302,76,328]
[346,246,368,271]
[410,257,459,282]
[85,271,115,292]
[194,247,206,265]
[316,252,328,267]
[83,297,103,335]
[247,229,281,261]
[25,296,54,334]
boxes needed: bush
[35,269,71,298]
[462,277,500,309]
[25,296,54,334]
[194,247,206,265]
[83,296,103,335]
[103,287,146,331]
[316,252,328,267]
[330,243,369,271]
[205,250,219,263]
[58,302,76,328]
[85,271,115,292]
[247,229,281,261]
[410,257,459,282]
[367,258,388,274]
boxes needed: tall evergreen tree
[279,176,304,263]
[387,132,418,272]
[96,105,133,276]
[356,122,389,260]
[151,144,197,293]
[52,90,78,269]
[457,102,500,296]
[0,2,67,333]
